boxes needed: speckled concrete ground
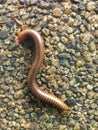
[0,0,98,130]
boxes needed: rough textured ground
[0,0,98,130]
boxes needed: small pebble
[7,19,14,27]
[53,8,62,17]
[58,53,71,59]
[42,28,50,36]
[39,1,49,8]
[94,30,98,38]
[78,4,85,11]
[95,3,98,13]
[87,15,97,24]
[46,123,53,129]
[60,60,69,67]
[71,4,78,12]
[66,26,74,34]
[66,97,77,107]
[76,60,83,68]
[12,0,18,5]
[61,36,68,43]
[86,2,95,11]
[86,84,93,90]
[59,125,67,130]
[88,42,96,52]
[74,122,80,130]
[57,43,65,52]
[0,30,8,39]
[86,92,94,99]
[71,0,79,3]
[0,0,7,4]
[8,43,17,51]
[67,17,74,26]
[93,86,98,93]
[58,26,65,32]
[19,0,25,5]
[62,3,71,14]
[30,0,37,5]
[24,123,31,129]
[80,24,86,32]
[80,33,91,43]
[0,9,6,15]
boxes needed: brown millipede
[18,30,68,110]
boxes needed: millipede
[18,30,68,110]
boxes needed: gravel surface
[0,0,98,130]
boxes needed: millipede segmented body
[18,30,68,110]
